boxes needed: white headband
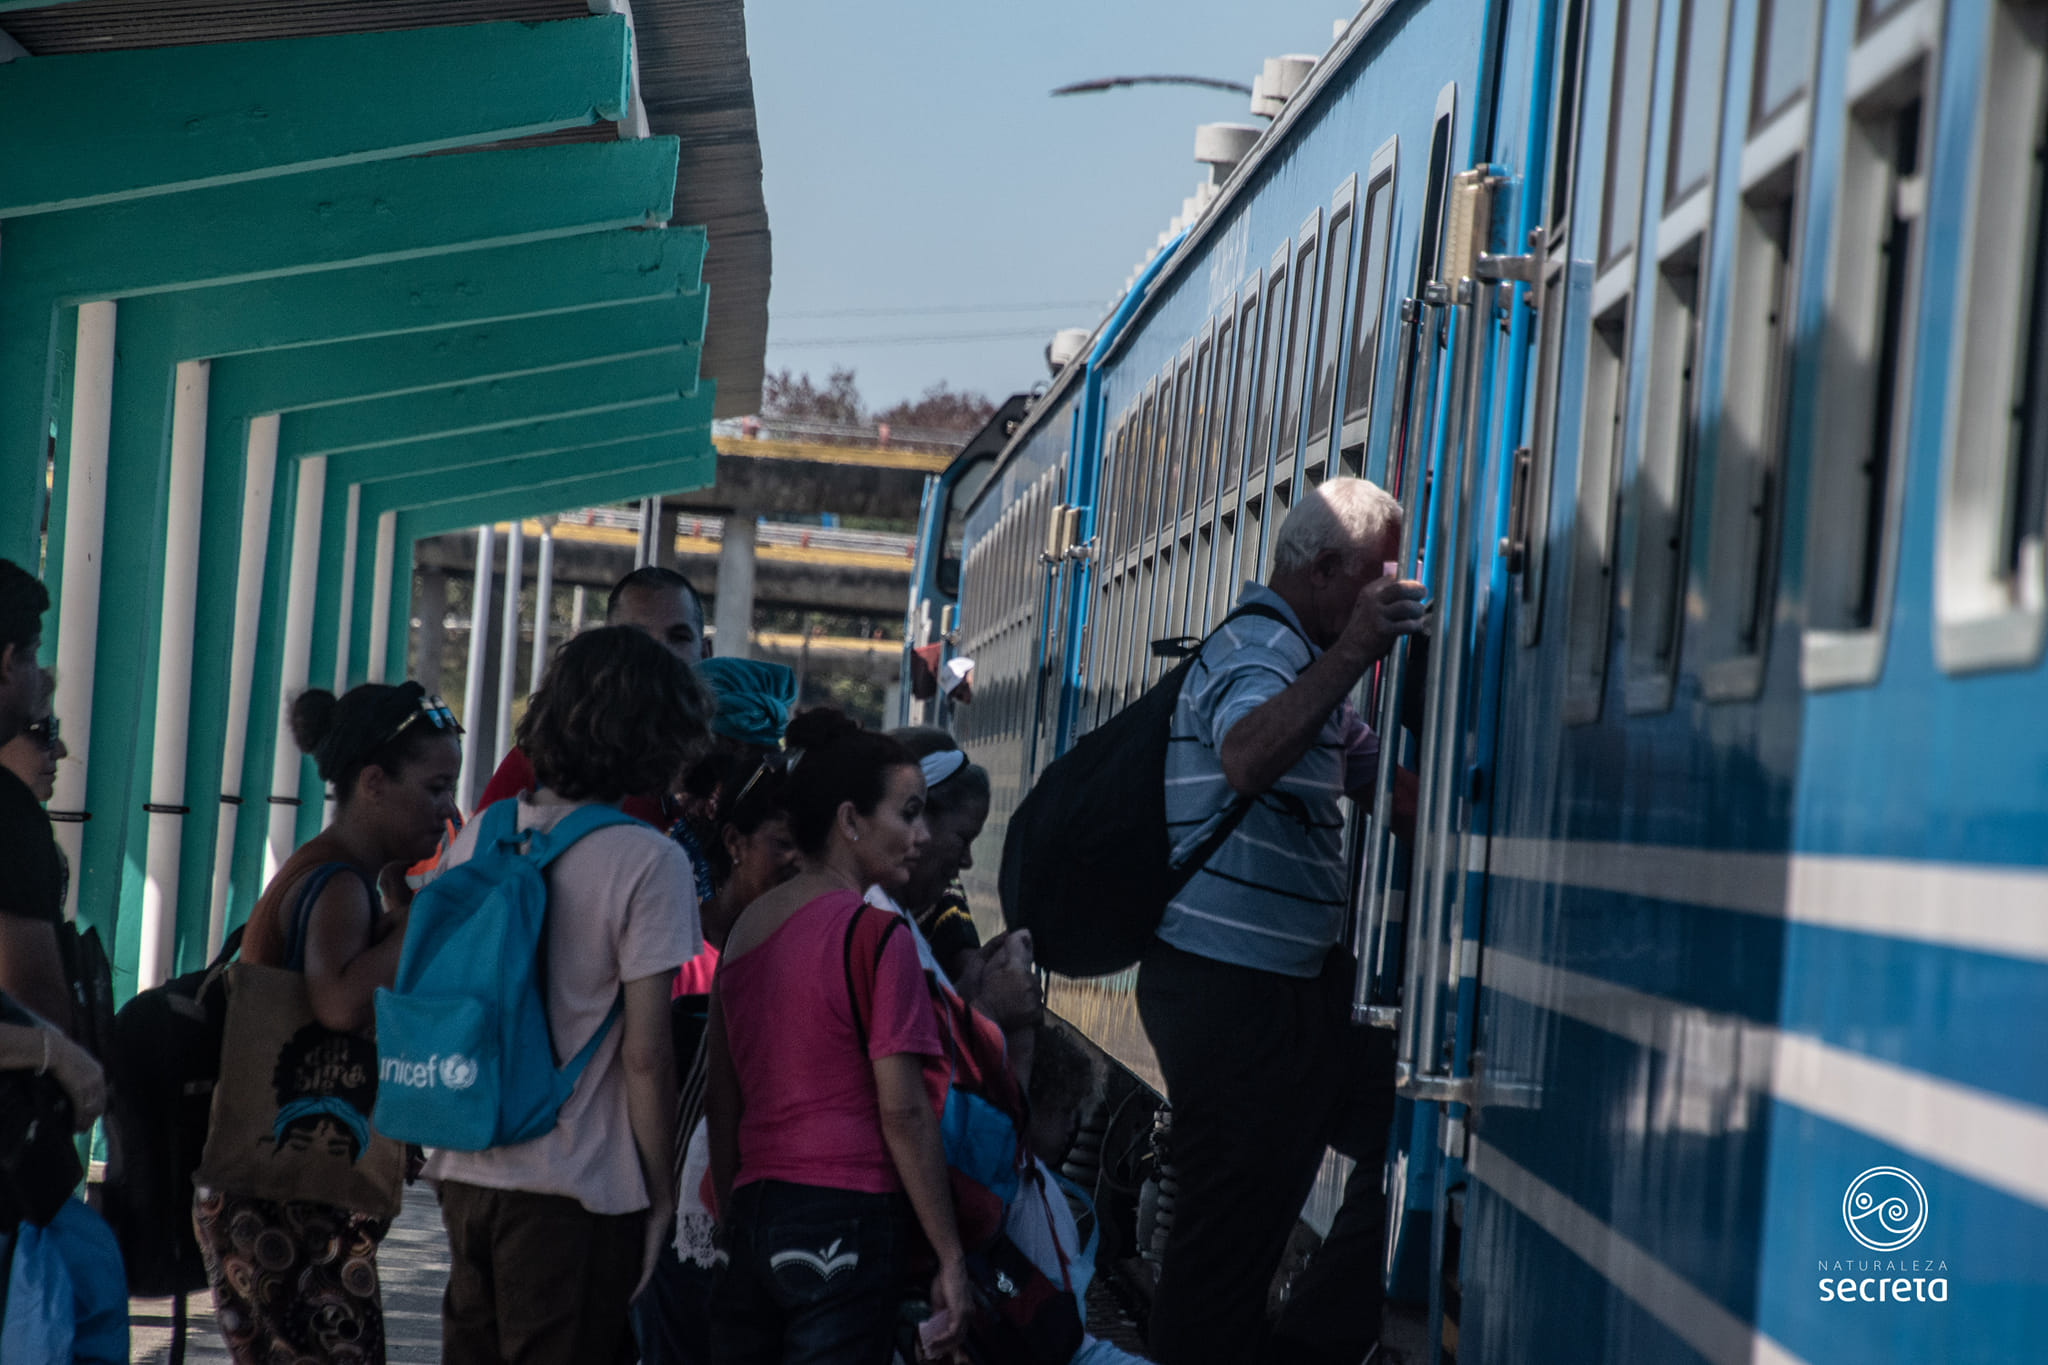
[919,749,968,789]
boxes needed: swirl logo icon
[437,1054,479,1092]
[1843,1166,1928,1252]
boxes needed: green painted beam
[35,156,683,985]
[279,349,696,461]
[2,137,680,563]
[359,422,718,520]
[181,292,701,940]
[73,228,699,954]
[322,396,712,486]
[379,437,720,719]
[1,17,631,216]
[402,444,718,541]
[3,138,679,302]
[227,292,703,417]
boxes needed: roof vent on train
[1195,123,1262,185]
[1046,327,1092,377]
[1250,55,1316,118]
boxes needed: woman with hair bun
[194,680,463,1364]
[705,707,970,1364]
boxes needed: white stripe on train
[1466,1137,1811,1365]
[1484,947,2048,1213]
[1476,837,2048,965]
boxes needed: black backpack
[99,925,241,1297]
[998,603,1292,977]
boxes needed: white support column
[494,520,524,762]
[137,360,209,989]
[456,525,495,811]
[571,585,587,634]
[208,415,277,957]
[529,516,557,689]
[713,510,760,659]
[635,497,654,567]
[367,510,398,683]
[267,455,326,884]
[332,483,361,694]
[47,302,116,918]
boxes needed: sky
[745,1,1360,415]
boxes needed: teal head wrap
[697,657,798,748]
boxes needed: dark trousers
[1137,939,1396,1365]
[438,1180,646,1365]
[709,1180,912,1365]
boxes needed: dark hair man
[0,557,72,1030]
[472,565,710,824]
[1139,479,1425,1365]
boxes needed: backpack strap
[507,800,641,1069]
[841,904,906,1053]
[1164,600,1317,888]
[283,862,377,973]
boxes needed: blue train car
[902,0,2048,1360]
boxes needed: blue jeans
[710,1180,912,1365]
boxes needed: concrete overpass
[416,511,913,618]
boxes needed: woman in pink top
[706,708,970,1364]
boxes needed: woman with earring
[704,708,969,1365]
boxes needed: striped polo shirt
[1158,582,1378,978]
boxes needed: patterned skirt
[192,1186,390,1365]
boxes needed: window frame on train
[1625,0,1729,715]
[1341,140,1401,480]
[1547,0,1618,718]
[1275,209,1323,509]
[1250,240,1293,579]
[1937,0,2048,673]
[1800,0,1939,691]
[1307,181,1359,483]
[1694,0,1823,701]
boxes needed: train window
[1547,0,1591,233]
[1700,0,1818,699]
[1252,256,1290,486]
[1342,148,1399,466]
[1223,282,1260,497]
[1416,91,1456,293]
[1666,0,1733,209]
[1625,250,1703,713]
[1162,357,1194,535]
[1859,0,1918,38]
[1940,0,2048,672]
[1751,0,1818,130]
[1192,334,1217,511]
[1308,187,1357,470]
[1562,307,1630,722]
[1200,323,1226,510]
[1803,35,1931,690]
[1278,214,1322,479]
[1165,349,1199,635]
[1133,387,1159,544]
[1602,0,1661,268]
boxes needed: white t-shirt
[424,796,701,1214]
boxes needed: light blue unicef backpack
[371,799,638,1151]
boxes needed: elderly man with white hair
[1138,477,1426,1365]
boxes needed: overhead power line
[1051,73,1253,96]
[768,326,1060,349]
[776,299,1102,320]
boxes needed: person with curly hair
[428,626,713,1365]
[194,679,463,1364]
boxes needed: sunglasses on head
[387,694,463,745]
[23,716,57,751]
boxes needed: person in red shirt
[474,566,710,825]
